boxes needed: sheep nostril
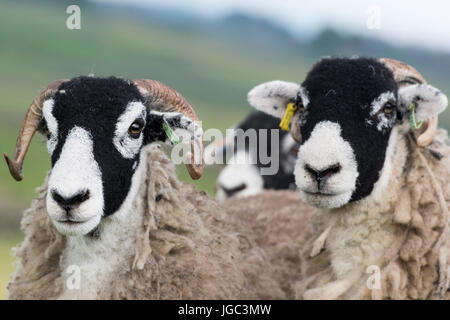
[322,163,342,178]
[305,163,341,184]
[51,189,90,211]
[220,183,247,198]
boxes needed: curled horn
[133,79,204,179]
[379,58,438,147]
[4,79,68,181]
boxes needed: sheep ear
[145,110,203,145]
[247,80,301,119]
[398,84,448,125]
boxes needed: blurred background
[0,0,449,299]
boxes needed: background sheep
[205,111,299,201]
[4,77,285,299]
[247,57,450,299]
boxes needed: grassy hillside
[0,0,449,299]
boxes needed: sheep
[205,111,299,201]
[4,76,286,299]
[246,57,450,299]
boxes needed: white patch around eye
[375,113,395,132]
[42,99,58,154]
[113,101,147,159]
[369,91,395,115]
[367,91,396,132]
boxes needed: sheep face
[207,111,298,202]
[215,134,298,201]
[35,77,201,236]
[248,57,447,209]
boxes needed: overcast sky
[95,0,450,53]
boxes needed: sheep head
[204,111,298,202]
[247,57,448,209]
[4,76,204,236]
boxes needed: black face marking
[51,189,90,212]
[49,76,150,216]
[37,118,50,138]
[298,57,398,202]
[220,183,247,197]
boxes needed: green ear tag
[408,102,423,130]
[162,120,181,145]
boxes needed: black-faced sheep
[205,111,298,201]
[4,77,286,299]
[247,57,450,299]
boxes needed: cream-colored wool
[294,129,450,299]
[7,145,285,300]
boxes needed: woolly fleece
[7,145,285,300]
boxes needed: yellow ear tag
[279,102,298,131]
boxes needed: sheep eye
[43,128,51,139]
[128,119,145,138]
[382,102,395,114]
[297,104,306,113]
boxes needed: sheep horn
[133,79,204,179]
[379,58,438,147]
[4,79,68,181]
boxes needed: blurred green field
[0,1,449,299]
